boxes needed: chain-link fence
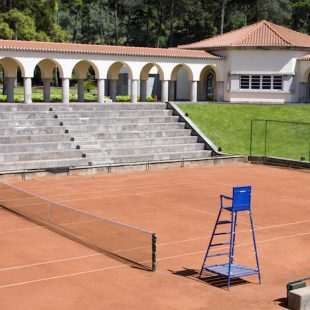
[250,119,310,162]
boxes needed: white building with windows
[0,20,309,104]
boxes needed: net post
[152,233,157,272]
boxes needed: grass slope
[179,103,310,160]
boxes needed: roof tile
[0,40,220,59]
[179,20,310,49]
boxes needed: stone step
[0,134,71,144]
[52,103,166,111]
[66,123,185,134]
[0,119,62,127]
[0,104,51,112]
[0,149,85,162]
[0,111,54,119]
[0,158,90,171]
[98,136,198,147]
[0,126,67,135]
[0,141,77,153]
[92,129,192,140]
[54,110,172,118]
[59,116,179,125]
[110,150,211,164]
[102,143,205,156]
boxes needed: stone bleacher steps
[0,103,212,172]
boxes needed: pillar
[97,79,105,103]
[62,78,70,104]
[168,80,175,101]
[5,77,15,103]
[109,79,117,102]
[43,78,51,102]
[78,79,84,102]
[24,77,32,104]
[190,80,198,102]
[161,80,169,103]
[131,79,138,103]
[140,80,147,102]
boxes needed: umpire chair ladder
[199,186,261,290]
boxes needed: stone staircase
[0,103,213,172]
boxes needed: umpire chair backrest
[232,186,252,211]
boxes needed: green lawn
[179,103,310,161]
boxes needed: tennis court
[0,163,309,309]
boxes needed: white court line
[0,254,100,272]
[1,230,309,289]
[0,264,126,289]
[157,230,310,262]
[157,218,310,247]
[0,226,43,234]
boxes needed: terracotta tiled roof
[0,39,221,59]
[299,54,310,60]
[178,20,310,50]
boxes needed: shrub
[32,94,44,102]
[147,96,154,102]
[14,95,23,103]
[50,94,62,102]
[0,95,7,102]
[116,95,130,102]
[84,80,96,93]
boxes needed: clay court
[0,163,309,309]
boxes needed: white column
[24,77,32,104]
[131,79,138,103]
[109,79,117,102]
[78,79,84,102]
[62,78,70,104]
[43,78,51,102]
[168,80,175,101]
[5,77,15,103]
[140,80,147,102]
[161,80,169,103]
[97,79,105,103]
[190,80,198,102]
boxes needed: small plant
[50,94,62,102]
[185,112,189,117]
[0,95,7,102]
[32,94,44,102]
[146,96,154,102]
[84,80,96,93]
[116,95,131,102]
[218,147,222,152]
[14,95,23,103]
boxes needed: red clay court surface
[0,163,309,309]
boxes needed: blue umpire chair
[199,186,261,290]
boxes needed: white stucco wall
[217,49,309,103]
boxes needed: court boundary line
[0,230,309,289]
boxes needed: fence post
[249,120,254,156]
[264,120,268,158]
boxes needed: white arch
[36,59,64,79]
[0,57,25,77]
[170,64,193,81]
[140,63,164,80]
[72,60,100,79]
[107,61,133,80]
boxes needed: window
[239,75,283,91]
[262,76,271,89]
[240,75,250,89]
[273,76,283,90]
[251,75,260,89]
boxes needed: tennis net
[0,181,156,271]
